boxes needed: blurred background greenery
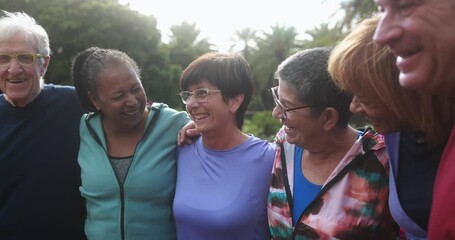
[1,0,376,140]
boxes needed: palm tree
[167,21,213,68]
[230,28,258,60]
[250,25,299,110]
[301,23,343,49]
[335,0,378,31]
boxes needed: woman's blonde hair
[328,15,453,143]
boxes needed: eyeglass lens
[271,87,287,119]
[180,89,209,104]
[0,53,39,66]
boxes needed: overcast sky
[119,0,344,51]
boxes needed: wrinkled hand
[177,121,200,145]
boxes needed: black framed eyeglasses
[270,86,313,120]
[0,52,44,67]
[178,88,222,104]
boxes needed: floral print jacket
[268,128,397,240]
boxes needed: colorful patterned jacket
[268,128,397,239]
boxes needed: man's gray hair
[0,10,51,58]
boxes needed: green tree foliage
[344,0,377,28]
[249,25,299,111]
[243,111,281,141]
[167,22,214,68]
[164,21,214,108]
[0,0,184,107]
[336,0,378,31]
[301,23,343,49]
[230,28,258,61]
[0,0,373,136]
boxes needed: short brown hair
[179,52,253,129]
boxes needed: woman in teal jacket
[72,47,189,240]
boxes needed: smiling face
[90,63,147,130]
[349,94,400,134]
[185,80,240,136]
[374,0,455,95]
[272,80,323,148]
[0,33,49,107]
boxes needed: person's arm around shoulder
[177,121,200,145]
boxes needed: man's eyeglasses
[0,52,44,67]
[178,88,222,104]
[271,86,313,120]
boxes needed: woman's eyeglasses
[0,52,43,67]
[178,88,222,104]
[270,86,313,120]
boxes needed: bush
[243,111,281,142]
